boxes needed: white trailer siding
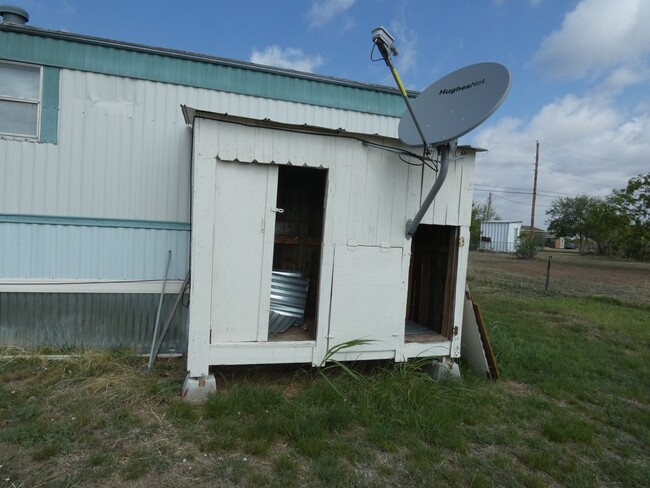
[0,221,189,283]
[1,70,401,286]
[2,69,398,221]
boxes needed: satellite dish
[398,62,511,146]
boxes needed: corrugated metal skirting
[0,293,188,353]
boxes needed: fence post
[545,255,552,291]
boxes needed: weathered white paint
[401,341,453,359]
[187,114,477,373]
[328,244,404,353]
[186,148,216,377]
[451,225,471,358]
[210,161,278,342]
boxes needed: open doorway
[269,165,327,341]
[405,224,459,341]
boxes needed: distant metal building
[1,9,481,370]
[479,221,522,253]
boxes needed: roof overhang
[181,105,486,155]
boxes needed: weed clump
[515,239,541,259]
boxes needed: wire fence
[467,249,650,308]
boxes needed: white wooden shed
[182,108,479,378]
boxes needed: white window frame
[0,60,43,139]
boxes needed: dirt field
[467,249,650,307]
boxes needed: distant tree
[612,173,649,226]
[611,173,650,260]
[546,195,597,253]
[546,174,650,261]
[587,198,627,256]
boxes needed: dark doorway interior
[272,165,327,339]
[405,224,459,340]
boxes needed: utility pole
[487,192,492,219]
[530,141,540,241]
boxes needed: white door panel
[211,161,278,342]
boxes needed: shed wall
[187,116,476,373]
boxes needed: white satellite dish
[398,62,511,146]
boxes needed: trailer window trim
[0,60,42,139]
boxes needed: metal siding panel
[0,292,188,353]
[2,69,397,221]
[0,29,407,117]
[0,223,189,280]
[40,66,59,143]
[480,221,521,252]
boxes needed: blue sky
[19,0,650,226]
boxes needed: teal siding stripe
[0,30,407,117]
[0,214,191,231]
[40,66,59,143]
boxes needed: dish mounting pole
[405,140,456,239]
[371,27,451,239]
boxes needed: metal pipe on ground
[147,250,172,374]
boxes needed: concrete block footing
[182,374,217,404]
[426,358,461,381]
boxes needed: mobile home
[0,8,480,386]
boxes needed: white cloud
[480,0,650,224]
[599,65,650,93]
[250,46,324,73]
[469,92,650,225]
[308,0,355,28]
[533,0,650,79]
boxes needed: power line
[490,192,553,208]
[475,185,578,197]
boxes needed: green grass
[1,255,648,486]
